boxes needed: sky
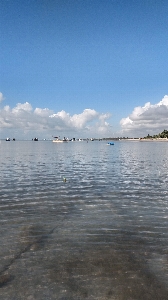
[1,0,168,139]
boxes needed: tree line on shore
[144,129,168,139]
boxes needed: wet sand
[0,216,168,300]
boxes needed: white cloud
[34,107,53,117]
[0,92,5,103]
[0,100,112,139]
[49,109,99,129]
[12,102,32,114]
[120,95,168,137]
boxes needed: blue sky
[1,0,168,139]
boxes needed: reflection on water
[0,140,168,299]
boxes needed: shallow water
[0,140,168,299]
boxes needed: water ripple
[0,141,168,299]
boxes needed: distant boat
[53,137,68,143]
[107,142,114,145]
[34,138,38,141]
[6,138,10,141]
[53,139,64,143]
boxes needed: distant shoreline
[1,138,168,142]
[140,138,168,142]
[122,138,168,142]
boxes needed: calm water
[0,140,168,299]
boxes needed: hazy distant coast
[121,129,168,142]
[140,138,168,142]
[123,138,168,142]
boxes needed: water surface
[0,140,168,299]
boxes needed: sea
[0,140,168,300]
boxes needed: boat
[6,138,10,141]
[53,137,68,143]
[53,139,64,143]
[107,142,114,145]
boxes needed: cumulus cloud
[0,100,112,139]
[120,95,168,137]
[49,109,99,129]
